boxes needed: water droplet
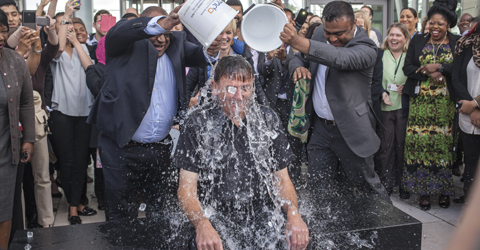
[139,203,146,211]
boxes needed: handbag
[33,91,49,142]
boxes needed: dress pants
[375,109,408,189]
[30,136,54,226]
[98,135,177,221]
[274,98,304,188]
[48,111,91,207]
[307,114,390,202]
[459,131,480,198]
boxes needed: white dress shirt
[313,28,358,121]
[459,58,480,135]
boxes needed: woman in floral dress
[401,0,460,211]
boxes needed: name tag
[387,83,398,92]
[415,86,420,94]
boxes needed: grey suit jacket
[288,25,379,158]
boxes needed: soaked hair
[427,0,458,28]
[140,6,167,17]
[381,23,410,52]
[322,1,355,25]
[214,55,253,83]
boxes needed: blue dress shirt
[132,16,218,143]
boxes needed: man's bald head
[140,6,167,17]
[125,7,139,17]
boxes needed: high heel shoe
[419,195,430,211]
[439,195,450,208]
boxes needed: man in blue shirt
[88,6,221,221]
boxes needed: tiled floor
[49,164,466,249]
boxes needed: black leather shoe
[439,195,450,208]
[80,196,89,206]
[399,188,410,199]
[453,196,466,204]
[97,203,105,211]
[77,206,97,216]
[68,215,82,225]
[420,195,431,211]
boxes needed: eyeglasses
[226,85,254,95]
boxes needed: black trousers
[22,163,37,225]
[459,131,480,198]
[375,109,408,189]
[9,163,24,246]
[307,114,390,202]
[274,98,304,188]
[98,135,177,221]
[90,149,105,205]
[48,111,91,207]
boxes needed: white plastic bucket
[179,0,238,48]
[241,4,288,52]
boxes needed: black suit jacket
[402,32,460,99]
[258,46,295,108]
[371,49,385,128]
[87,17,210,148]
[452,46,474,101]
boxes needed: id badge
[387,83,398,92]
[415,86,420,94]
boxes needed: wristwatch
[61,20,68,25]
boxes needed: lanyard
[390,52,404,84]
[411,30,417,39]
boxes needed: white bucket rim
[241,4,288,53]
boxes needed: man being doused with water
[175,55,309,250]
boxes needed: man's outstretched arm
[276,168,309,250]
[178,169,224,250]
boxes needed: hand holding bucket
[178,0,238,48]
[280,23,310,55]
[241,4,288,52]
[157,4,183,31]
